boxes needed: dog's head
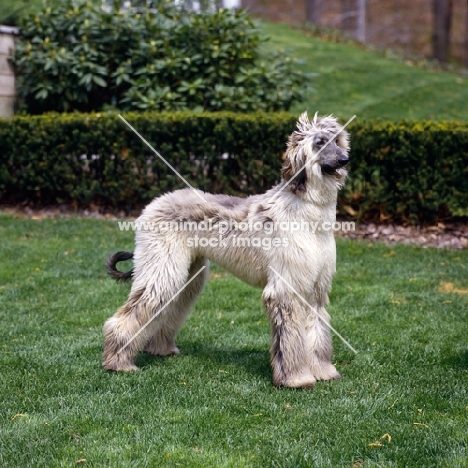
[281,112,350,193]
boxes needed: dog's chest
[287,229,336,275]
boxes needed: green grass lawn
[261,22,468,122]
[0,215,467,467]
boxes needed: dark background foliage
[1,112,467,223]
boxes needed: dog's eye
[315,138,324,146]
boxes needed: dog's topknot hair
[294,111,350,151]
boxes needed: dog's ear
[336,128,350,151]
[281,147,307,193]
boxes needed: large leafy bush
[12,0,308,113]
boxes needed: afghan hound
[102,111,350,388]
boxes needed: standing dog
[103,112,349,388]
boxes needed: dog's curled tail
[106,251,134,282]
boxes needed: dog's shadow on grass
[135,341,272,383]
[441,350,468,370]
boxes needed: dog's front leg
[263,287,316,388]
[305,306,341,381]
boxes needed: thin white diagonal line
[268,266,358,354]
[118,114,207,203]
[117,265,207,355]
[272,114,356,200]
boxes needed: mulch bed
[335,221,468,249]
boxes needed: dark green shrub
[0,111,296,210]
[12,0,308,114]
[0,112,467,223]
[345,120,468,223]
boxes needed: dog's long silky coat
[103,112,350,388]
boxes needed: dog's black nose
[337,157,349,167]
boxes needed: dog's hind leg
[305,306,341,381]
[102,237,195,371]
[263,283,317,388]
[144,257,209,356]
[102,293,149,372]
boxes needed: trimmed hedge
[0,112,294,212]
[348,120,468,222]
[0,112,467,222]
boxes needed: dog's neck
[268,181,338,223]
[304,180,339,208]
[275,178,339,206]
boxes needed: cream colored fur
[102,111,350,388]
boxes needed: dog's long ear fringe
[281,149,307,194]
[288,167,307,193]
[106,251,134,282]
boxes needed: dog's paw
[312,363,341,381]
[163,346,181,356]
[103,363,139,372]
[274,373,317,389]
[102,355,139,372]
[144,342,180,356]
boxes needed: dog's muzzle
[337,156,349,168]
[322,157,349,175]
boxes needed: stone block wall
[0,25,18,119]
